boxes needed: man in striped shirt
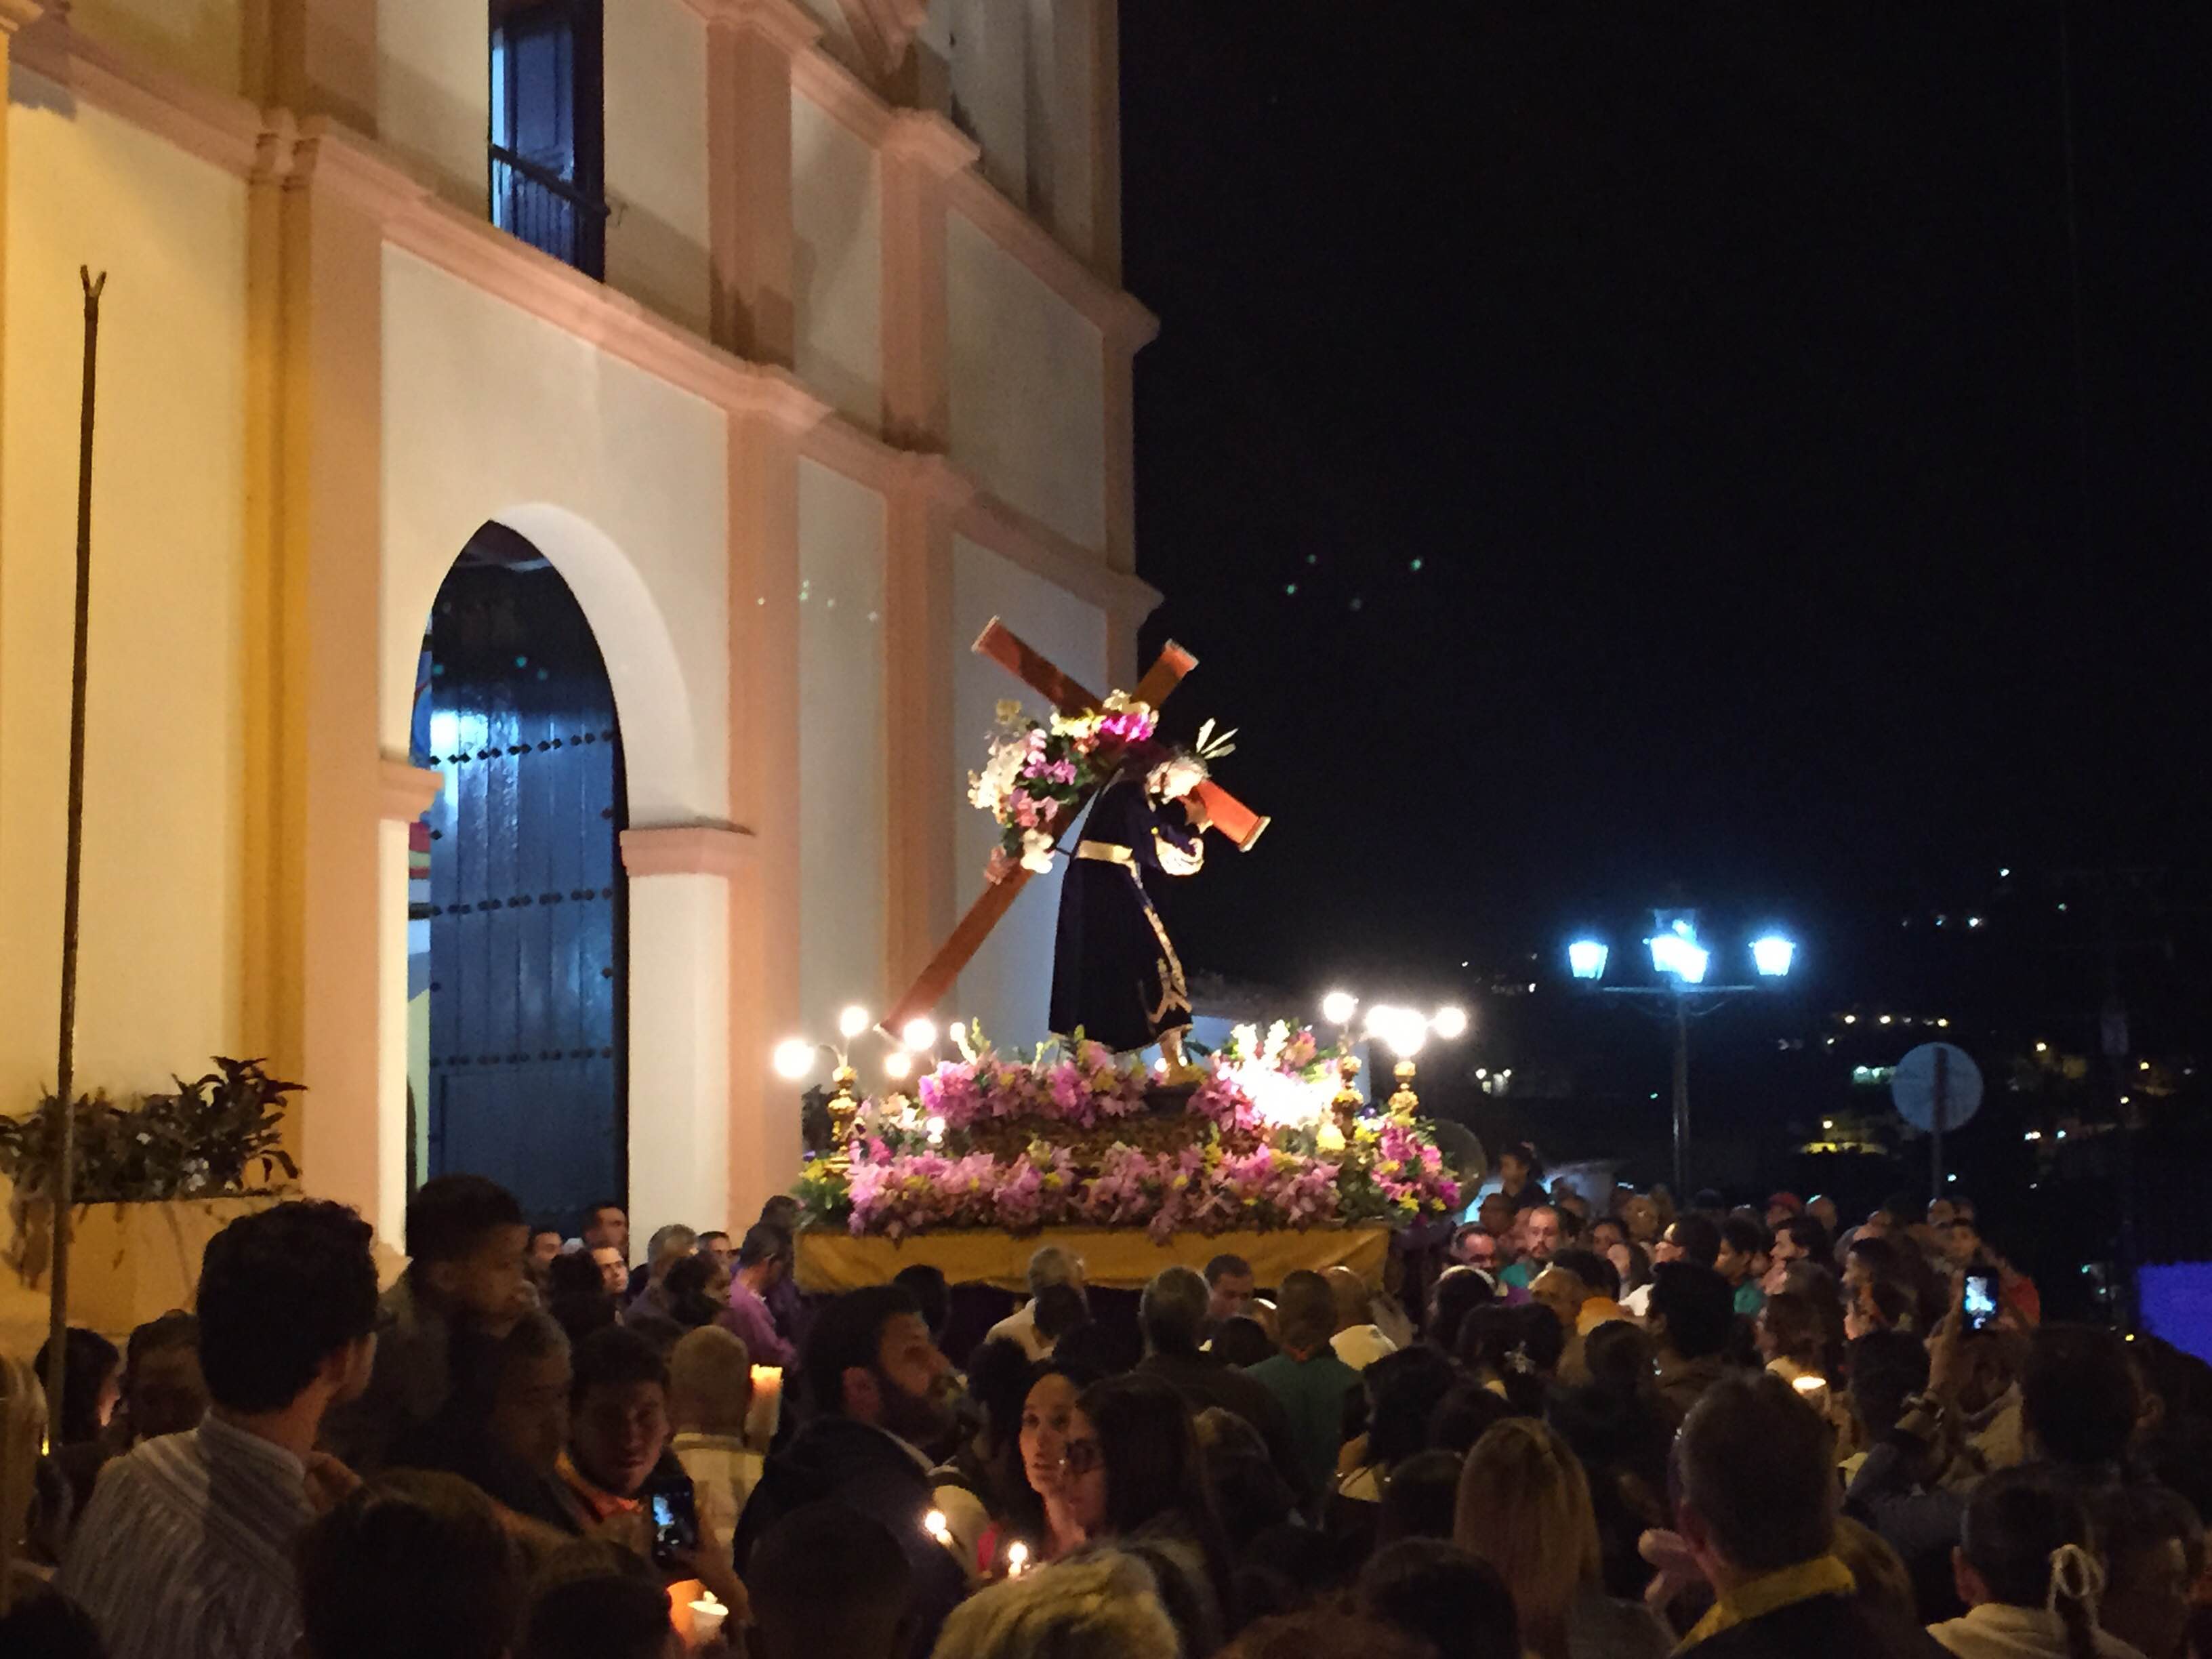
[59,1200,380,1659]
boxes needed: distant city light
[1568,941,1609,980]
[1843,1014,1858,1024]
[1999,867,2011,878]
[2024,1130,2042,1142]
[1750,936,1797,978]
[1937,1018,1950,1029]
[1967,917,1983,928]
[2139,1060,2151,1071]
[2035,1042,2049,1054]
[1879,1015,1893,1025]
[1822,1118,1834,1130]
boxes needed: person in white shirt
[668,1326,765,1561]
[981,1246,1086,1362]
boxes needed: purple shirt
[721,1279,795,1367]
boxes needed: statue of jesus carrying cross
[879,621,1267,1063]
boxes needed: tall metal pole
[1671,997,1691,1196]
[45,268,106,1452]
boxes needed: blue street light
[1647,923,1711,985]
[1567,907,1798,1196]
[1568,940,1610,981]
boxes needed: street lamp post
[1568,912,1797,1195]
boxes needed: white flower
[967,737,1026,815]
[1230,1023,1260,1059]
[1020,829,1057,874]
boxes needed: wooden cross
[879,619,1269,1037]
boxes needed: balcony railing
[489,144,608,279]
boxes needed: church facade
[0,0,1156,1246]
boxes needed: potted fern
[2,1058,302,1329]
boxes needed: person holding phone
[557,1327,748,1629]
[1944,1217,2042,1328]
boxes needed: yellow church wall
[794,457,886,1040]
[604,0,710,339]
[946,205,1106,555]
[0,70,250,1109]
[375,0,488,213]
[791,89,881,430]
[65,0,247,100]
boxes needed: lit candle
[1006,1540,1030,1578]
[686,1590,728,1648]
[747,1365,783,1449]
[923,1509,952,1547]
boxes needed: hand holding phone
[1963,1268,2000,1332]
[650,1486,701,1571]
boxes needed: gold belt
[1075,840,1136,865]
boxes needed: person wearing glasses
[1054,1375,1234,1658]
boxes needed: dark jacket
[732,1417,964,1658]
[1685,1591,1949,1659]
[321,1274,453,1471]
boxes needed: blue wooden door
[421,535,625,1233]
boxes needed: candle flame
[923,1509,950,1543]
[1006,1540,1029,1576]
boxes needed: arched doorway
[409,522,627,1231]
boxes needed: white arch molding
[381,504,733,1247]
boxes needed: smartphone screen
[1963,1272,1999,1331]
[650,1487,699,1568]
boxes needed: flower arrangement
[967,694,1158,874]
[796,1024,1460,1241]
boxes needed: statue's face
[1156,759,1206,800]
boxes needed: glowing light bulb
[884,1050,914,1080]
[1750,937,1796,978]
[1321,990,1357,1026]
[1792,1373,1827,1395]
[838,1004,871,1040]
[1431,1006,1469,1040]
[772,1039,817,1080]
[1568,940,1609,981]
[901,1018,938,1051]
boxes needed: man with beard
[733,1285,975,1657]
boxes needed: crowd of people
[1,1146,2208,1659]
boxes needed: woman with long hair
[972,1358,1101,1575]
[1062,1373,1232,1657]
[1454,1418,1668,1659]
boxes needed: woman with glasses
[1059,1374,1233,1658]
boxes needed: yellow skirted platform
[796,1225,1391,1295]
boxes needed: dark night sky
[1119,3,2212,1022]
